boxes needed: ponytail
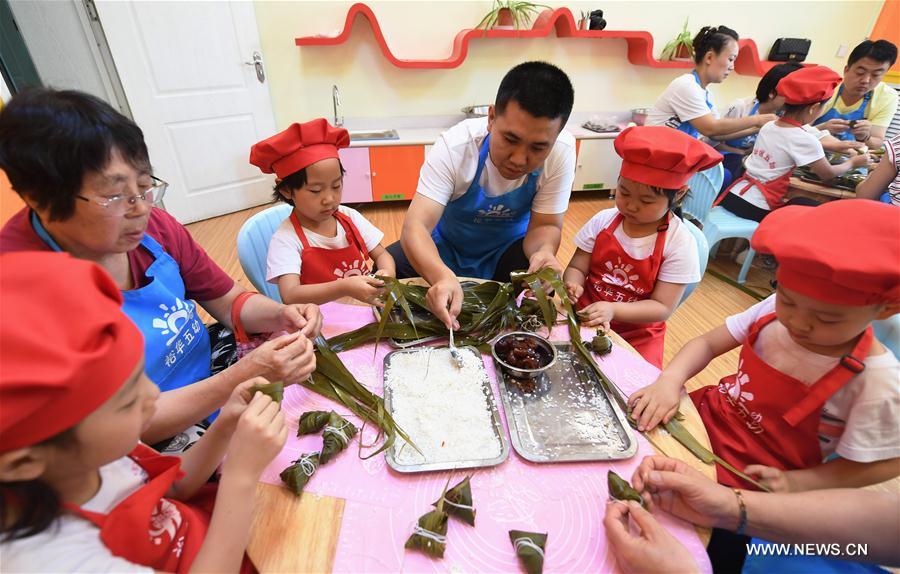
[692,25,739,64]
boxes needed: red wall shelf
[296,3,791,76]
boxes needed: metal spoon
[448,324,464,368]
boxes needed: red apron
[577,213,669,368]
[713,118,803,210]
[291,210,370,285]
[66,444,255,573]
[690,313,873,489]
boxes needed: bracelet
[733,488,748,535]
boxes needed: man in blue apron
[813,39,898,149]
[386,62,576,328]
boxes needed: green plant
[476,0,550,30]
[660,18,694,61]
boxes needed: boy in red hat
[630,200,900,493]
[250,119,395,305]
[718,66,871,222]
[0,252,287,572]
[563,126,722,368]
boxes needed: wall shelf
[295,3,793,76]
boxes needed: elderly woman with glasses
[0,88,321,452]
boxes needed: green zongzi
[405,508,449,559]
[607,470,646,509]
[433,475,475,526]
[509,529,547,574]
[319,411,358,465]
[297,410,331,436]
[280,452,320,496]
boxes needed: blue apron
[432,134,541,279]
[812,85,872,141]
[723,100,762,151]
[31,213,212,395]
[675,71,715,139]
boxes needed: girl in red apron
[563,126,723,368]
[630,200,900,492]
[716,65,870,222]
[0,252,284,573]
[250,119,395,306]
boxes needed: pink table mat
[259,303,712,573]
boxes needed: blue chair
[679,218,709,305]
[237,203,293,303]
[682,164,759,284]
[873,314,900,358]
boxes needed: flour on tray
[385,347,501,465]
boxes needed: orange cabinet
[369,145,424,201]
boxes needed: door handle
[243,51,265,84]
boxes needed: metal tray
[372,281,479,348]
[493,342,637,463]
[383,346,510,473]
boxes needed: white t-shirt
[729,121,825,209]
[573,208,701,285]
[1,457,154,573]
[415,117,576,214]
[724,96,758,120]
[647,73,720,132]
[884,134,900,206]
[725,295,900,462]
[266,205,384,283]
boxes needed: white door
[94,1,277,223]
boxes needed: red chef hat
[751,200,900,306]
[0,252,144,452]
[249,118,350,179]
[615,126,723,189]
[776,66,841,105]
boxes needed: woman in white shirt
[648,26,777,141]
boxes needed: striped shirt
[885,134,900,206]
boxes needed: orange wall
[1,170,24,226]
[871,0,899,73]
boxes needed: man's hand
[426,276,462,329]
[850,119,872,142]
[527,250,563,274]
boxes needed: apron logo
[719,360,764,434]
[476,204,514,219]
[333,259,366,278]
[152,298,194,346]
[148,499,182,546]
[600,258,640,291]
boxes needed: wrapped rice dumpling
[297,410,332,436]
[250,381,284,403]
[607,470,647,509]
[590,329,612,356]
[319,411,358,465]
[508,530,547,574]
[280,452,320,496]
[432,475,476,526]
[405,508,449,559]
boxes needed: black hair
[692,25,739,65]
[0,429,76,542]
[272,161,346,205]
[651,186,687,219]
[0,88,150,222]
[781,99,829,116]
[495,61,575,127]
[756,62,803,102]
[847,39,898,67]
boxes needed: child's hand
[565,281,584,302]
[217,377,270,430]
[577,301,614,330]
[342,275,385,305]
[629,375,684,431]
[745,464,792,492]
[223,392,287,479]
[374,268,395,279]
[851,152,871,168]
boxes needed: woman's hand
[243,331,316,385]
[628,375,684,431]
[565,281,584,302]
[755,113,778,127]
[604,500,700,574]
[222,392,287,479]
[341,275,386,305]
[276,303,323,338]
[576,301,614,330]
[631,456,740,530]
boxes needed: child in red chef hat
[631,200,900,493]
[563,126,723,368]
[717,65,871,222]
[250,119,395,306]
[0,252,286,573]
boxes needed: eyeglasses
[77,176,168,214]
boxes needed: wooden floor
[186,193,758,393]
